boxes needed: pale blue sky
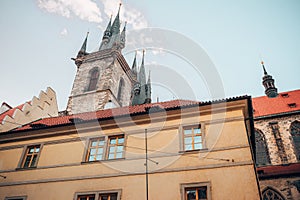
[0,0,299,110]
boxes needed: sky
[0,0,299,111]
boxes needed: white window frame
[179,123,206,152]
[74,189,122,200]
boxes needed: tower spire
[120,21,126,49]
[261,61,278,98]
[111,3,121,35]
[138,50,146,85]
[261,61,268,75]
[131,51,137,78]
[79,32,89,55]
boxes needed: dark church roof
[252,89,300,118]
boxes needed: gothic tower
[261,61,278,98]
[67,4,145,114]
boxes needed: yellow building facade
[0,98,261,200]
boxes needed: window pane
[30,155,37,167]
[185,144,193,151]
[98,148,103,154]
[184,129,192,135]
[118,138,124,144]
[109,146,115,153]
[96,154,103,160]
[194,128,201,134]
[110,193,117,200]
[79,198,87,200]
[198,187,207,199]
[23,156,31,168]
[108,154,115,159]
[116,152,123,158]
[184,137,192,144]
[100,195,108,200]
[29,147,35,153]
[117,146,123,152]
[90,148,96,155]
[187,190,197,200]
[99,140,105,146]
[91,141,98,147]
[35,147,40,153]
[89,155,95,161]
[194,143,203,150]
[194,136,202,143]
[110,138,116,144]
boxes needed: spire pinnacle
[261,60,268,75]
[132,51,137,74]
[79,31,89,53]
[111,3,121,35]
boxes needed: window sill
[179,148,209,154]
[16,166,37,171]
[81,158,125,165]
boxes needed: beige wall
[0,100,260,199]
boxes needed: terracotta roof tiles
[252,89,300,118]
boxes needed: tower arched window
[117,78,125,105]
[87,68,99,91]
[262,187,286,200]
[255,129,271,166]
[290,121,300,161]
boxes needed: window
[117,78,125,104]
[77,194,95,200]
[85,135,124,162]
[183,125,203,151]
[262,187,285,200]
[5,197,27,200]
[75,191,120,200]
[255,130,271,166]
[21,145,41,168]
[107,135,124,159]
[86,138,105,161]
[290,121,300,161]
[87,68,99,91]
[181,182,211,200]
[99,193,117,200]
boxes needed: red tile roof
[257,163,300,178]
[14,100,200,131]
[252,89,300,118]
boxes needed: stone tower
[261,61,278,98]
[67,4,137,114]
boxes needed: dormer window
[288,103,297,108]
[281,93,289,98]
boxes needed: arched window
[290,121,300,161]
[262,187,285,200]
[117,78,125,104]
[255,129,271,166]
[87,68,99,91]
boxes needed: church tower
[67,4,147,114]
[261,61,278,98]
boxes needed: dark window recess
[288,103,297,108]
[262,187,285,200]
[77,194,95,200]
[185,186,207,200]
[270,123,288,164]
[87,69,99,91]
[290,121,300,161]
[281,93,289,98]
[255,130,271,166]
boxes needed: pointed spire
[105,15,112,33]
[120,21,126,48]
[132,51,137,74]
[111,3,121,35]
[147,70,151,84]
[145,70,152,104]
[138,50,146,85]
[79,32,89,54]
[261,61,268,75]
